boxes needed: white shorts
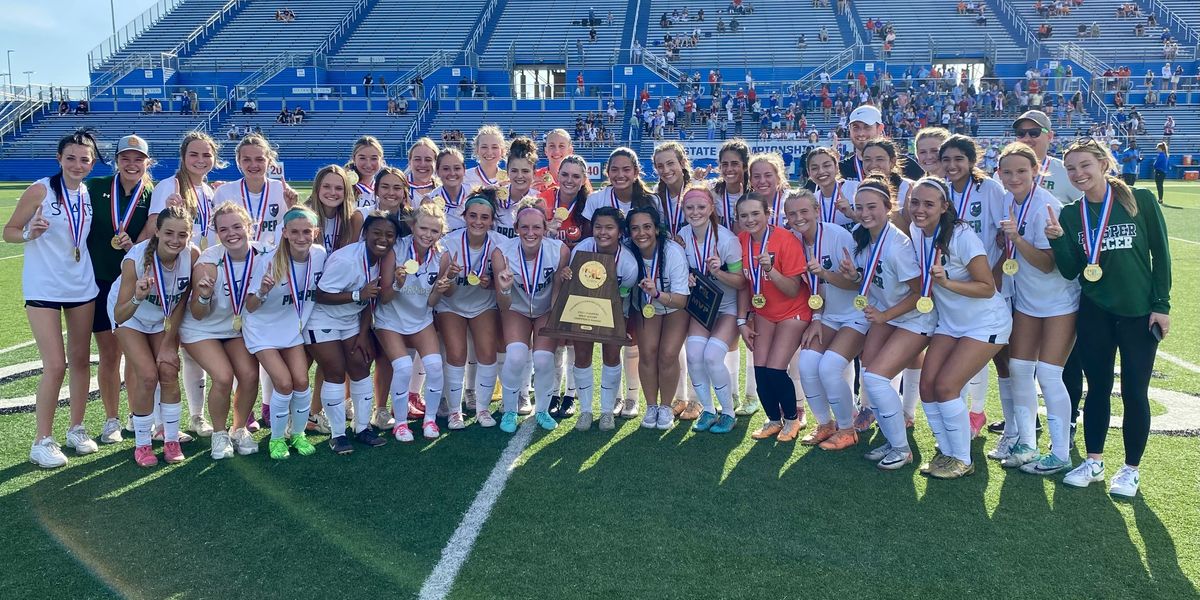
[246,330,304,355]
[892,319,934,337]
[821,314,869,335]
[179,329,239,345]
[305,327,358,345]
[934,323,1011,346]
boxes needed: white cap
[849,105,882,126]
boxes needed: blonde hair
[997,142,1042,172]
[271,206,319,281]
[653,141,694,203]
[210,201,252,236]
[748,152,788,191]
[409,199,448,236]
[374,166,412,211]
[235,133,278,172]
[472,125,507,161]
[173,131,223,222]
[915,126,952,146]
[1064,139,1137,217]
[346,135,386,179]
[305,164,359,250]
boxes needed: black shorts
[25,299,93,311]
[92,280,115,333]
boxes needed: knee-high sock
[181,348,206,418]
[772,368,799,420]
[421,354,444,423]
[798,349,831,425]
[501,343,529,413]
[389,356,414,423]
[855,361,872,410]
[554,345,568,395]
[350,377,374,433]
[818,352,854,429]
[753,366,780,421]
[922,402,949,457]
[574,366,595,413]
[565,346,577,395]
[901,368,921,422]
[724,346,739,402]
[1037,361,1071,461]
[132,413,154,447]
[152,385,162,426]
[475,362,498,413]
[321,381,347,438]
[997,375,1013,431]
[940,397,971,465]
[269,389,293,439]
[600,364,623,413]
[864,373,908,451]
[522,354,535,397]
[465,336,478,393]
[704,338,734,416]
[1008,360,1037,446]
[259,365,274,416]
[409,350,425,396]
[686,336,714,412]
[966,366,988,413]
[160,401,182,442]
[677,348,697,401]
[623,346,640,401]
[445,364,466,414]
[532,350,556,412]
[291,387,312,437]
[743,347,758,399]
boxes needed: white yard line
[0,253,24,261]
[0,339,38,355]
[1158,350,1200,375]
[1169,236,1199,246]
[417,419,536,600]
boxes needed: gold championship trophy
[540,251,631,345]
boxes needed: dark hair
[556,154,593,223]
[607,146,656,209]
[623,205,669,314]
[735,191,773,219]
[938,134,988,185]
[507,136,538,167]
[911,176,958,253]
[851,174,895,254]
[143,205,193,272]
[713,138,751,197]
[862,137,907,180]
[51,129,102,194]
[362,209,407,239]
[591,206,625,231]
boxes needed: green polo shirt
[85,175,154,282]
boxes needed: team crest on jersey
[269,204,280,217]
[970,203,982,217]
[822,256,833,270]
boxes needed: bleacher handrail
[994,0,1042,62]
[463,0,503,58]
[1053,41,1113,75]
[233,52,314,101]
[640,48,687,86]
[0,97,47,148]
[386,50,457,101]
[405,86,440,146]
[315,0,373,58]
[172,0,247,59]
[88,0,183,70]
[1141,0,1199,47]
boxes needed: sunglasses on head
[1014,127,1047,139]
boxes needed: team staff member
[1049,139,1171,498]
[841,105,924,182]
[85,134,155,445]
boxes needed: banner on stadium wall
[680,141,852,164]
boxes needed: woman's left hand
[1149,312,1170,339]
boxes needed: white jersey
[107,240,193,334]
[708,182,745,230]
[1000,187,1081,318]
[948,176,1006,267]
[790,223,861,324]
[375,235,442,335]
[243,245,327,353]
[653,186,687,235]
[22,177,98,302]
[424,186,469,232]
[679,223,742,316]
[179,242,268,343]
[436,228,507,318]
[150,175,216,249]
[636,240,690,317]
[927,224,1011,338]
[353,182,376,210]
[317,211,356,252]
[494,186,535,238]
[572,237,639,315]
[1038,156,1081,207]
[853,223,930,330]
[583,187,632,221]
[815,180,859,231]
[461,165,505,191]
[212,178,289,247]
[309,241,380,330]
[498,236,563,318]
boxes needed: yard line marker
[0,253,23,261]
[0,339,38,355]
[1158,350,1200,375]
[418,419,535,600]
[1170,236,1199,246]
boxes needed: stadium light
[5,51,12,97]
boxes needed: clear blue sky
[0,0,160,88]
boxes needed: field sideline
[0,180,1198,599]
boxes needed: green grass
[0,180,1198,599]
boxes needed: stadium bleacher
[182,0,361,68]
[98,0,236,69]
[329,0,488,72]
[0,114,204,160]
[852,0,1025,63]
[1008,0,1194,64]
[480,0,628,68]
[1158,0,1200,33]
[222,111,418,160]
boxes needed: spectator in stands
[412,75,425,98]
[1134,22,1144,37]
[1090,22,1100,37]
[1160,62,1172,90]
[729,17,740,32]
[1120,139,1141,185]
[277,107,291,125]
[363,73,373,97]
[292,106,306,125]
[227,124,239,141]
[74,99,89,115]
[1162,115,1174,139]
[1166,91,1177,107]
[589,26,597,43]
[242,98,256,114]
[819,26,829,42]
[189,90,199,115]
[57,100,68,116]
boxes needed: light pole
[5,51,13,97]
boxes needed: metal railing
[170,0,246,60]
[385,50,458,100]
[88,0,183,69]
[640,48,687,86]
[233,52,314,101]
[994,0,1042,62]
[1141,0,1199,47]
[0,97,48,148]
[796,45,859,86]
[405,87,439,145]
[1053,42,1113,76]
[463,0,503,58]
[436,82,626,104]
[315,0,372,58]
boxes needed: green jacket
[85,175,154,282]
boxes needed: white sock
[1008,361,1037,447]
[421,354,444,424]
[997,375,1013,431]
[465,336,478,393]
[554,345,568,395]
[409,350,425,395]
[967,366,988,413]
[501,343,529,413]
[446,364,466,414]
[321,381,347,438]
[901,368,921,422]
[1037,361,1071,461]
[798,349,831,425]
[622,345,640,401]
[533,350,556,413]
[390,356,414,423]
[724,346,739,403]
[864,373,908,451]
[922,402,949,458]
[565,346,577,396]
[686,336,713,412]
[677,348,697,401]
[160,402,182,442]
[940,397,971,465]
[259,365,274,420]
[574,365,595,413]
[600,364,622,413]
[818,352,853,428]
[269,389,292,439]
[133,413,154,446]
[704,338,734,416]
[182,348,206,418]
[475,362,498,414]
[291,387,312,437]
[743,347,757,399]
[350,377,373,433]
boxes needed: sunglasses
[1014,127,1047,139]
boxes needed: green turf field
[1,180,1198,599]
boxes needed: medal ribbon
[355,182,373,197]
[919,224,941,298]
[475,165,498,186]
[1007,189,1036,259]
[519,244,543,316]
[1081,184,1114,266]
[241,179,270,241]
[854,156,865,180]
[361,250,377,309]
[409,239,430,267]
[196,187,212,239]
[642,248,660,310]
[152,252,175,322]
[287,256,311,325]
[952,181,973,222]
[803,223,823,295]
[58,180,86,254]
[111,177,143,234]
[664,188,685,234]
[224,249,255,318]
[441,186,465,209]
[820,182,840,223]
[462,231,491,279]
[1034,156,1051,190]
[723,188,737,228]
[691,226,714,275]
[769,190,785,227]
[748,226,772,298]
[859,225,890,297]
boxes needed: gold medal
[916,296,934,314]
[110,235,123,249]
[1002,258,1019,275]
[74,248,81,262]
[467,273,480,286]
[164,320,172,332]
[404,259,420,274]
[201,237,209,250]
[1083,264,1103,282]
[808,295,823,310]
[751,293,767,309]
[554,207,570,221]
[232,315,242,332]
[642,303,656,319]
[542,172,554,184]
[853,295,868,311]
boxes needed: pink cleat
[134,445,158,467]
[969,411,987,438]
[163,441,186,463]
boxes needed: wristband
[255,290,268,302]
[352,290,361,303]
[131,296,143,306]
[500,287,512,296]
[198,295,212,305]
[736,317,748,327]
[21,229,31,241]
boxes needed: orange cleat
[818,428,859,451]
[751,421,784,440]
[777,419,803,442]
[800,422,836,446]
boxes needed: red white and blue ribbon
[361,248,376,309]
[1081,184,1114,266]
[748,226,772,298]
[111,176,143,234]
[802,223,823,294]
[474,165,498,186]
[195,187,212,239]
[152,251,175,322]
[723,188,738,228]
[952,181,973,222]
[462,230,491,280]
[642,247,660,311]
[769,190,785,227]
[287,255,311,329]
[1007,188,1036,260]
[518,244,543,316]
[819,182,840,223]
[1034,156,1051,190]
[58,180,86,254]
[854,156,866,180]
[919,223,941,298]
[241,179,270,241]
[441,186,466,210]
[224,249,255,320]
[859,225,890,298]
[690,225,714,274]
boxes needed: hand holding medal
[749,227,772,309]
[802,224,824,310]
[225,250,255,332]
[854,226,890,312]
[1001,192,1034,276]
[110,176,144,250]
[917,225,941,314]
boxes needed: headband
[855,180,892,200]
[464,195,494,211]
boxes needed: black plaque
[685,268,723,331]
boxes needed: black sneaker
[559,395,576,417]
[328,435,354,455]
[987,419,1006,434]
[547,395,562,418]
[354,428,387,448]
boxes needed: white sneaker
[30,437,68,468]
[64,425,99,455]
[464,390,478,412]
[863,443,893,462]
[986,435,1018,460]
[100,417,123,444]
[655,404,675,430]
[370,407,395,430]
[308,412,332,434]
[1063,457,1105,488]
[210,431,234,460]
[187,414,214,437]
[125,414,135,433]
[517,394,533,415]
[641,406,659,428]
[230,428,259,455]
[1109,465,1141,497]
[476,410,497,428]
[448,412,466,430]
[621,397,639,418]
[152,426,194,443]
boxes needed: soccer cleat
[464,389,478,412]
[500,411,519,433]
[307,412,332,434]
[246,411,261,433]
[370,407,395,430]
[1001,443,1038,468]
[1063,458,1105,488]
[1108,465,1140,498]
[393,423,414,442]
[776,418,803,442]
[152,427,194,443]
[559,395,577,417]
[852,408,875,433]
[641,406,659,429]
[188,414,214,438]
[692,411,718,432]
[269,438,291,460]
[930,457,975,479]
[670,398,688,417]
[210,431,234,460]
[290,434,316,456]
[476,411,497,428]
[751,421,784,440]
[969,411,987,438]
[735,397,761,416]
[655,405,675,430]
[620,397,639,418]
[598,413,616,431]
[448,412,466,430]
[877,448,913,471]
[864,443,893,462]
[133,444,157,467]
[328,435,354,455]
[100,417,124,444]
[422,422,441,439]
[919,452,950,476]
[163,441,185,464]
[679,400,703,421]
[575,411,593,431]
[801,422,837,446]
[408,393,426,418]
[356,428,388,447]
[987,435,1018,461]
[65,425,99,455]
[709,414,737,434]
[29,437,68,469]
[230,428,259,455]
[547,395,563,418]
[1020,453,1071,476]
[517,394,533,416]
[535,411,558,431]
[987,419,1006,434]
[818,428,859,451]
